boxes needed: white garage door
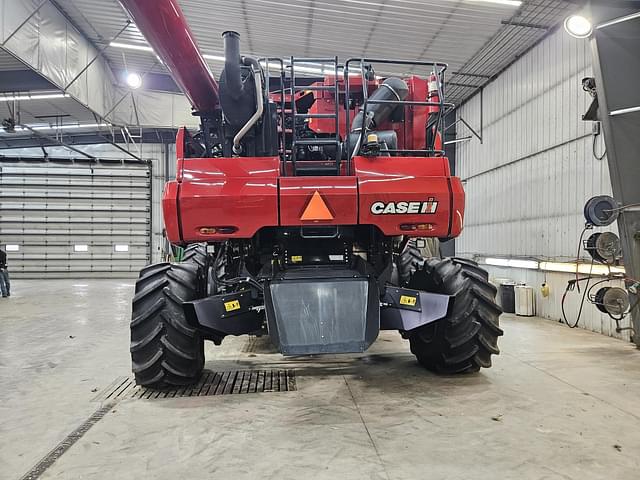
[0,159,151,278]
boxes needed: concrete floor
[2,281,640,480]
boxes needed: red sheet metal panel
[354,156,458,237]
[177,157,280,241]
[162,181,181,243]
[279,176,358,226]
[449,176,466,237]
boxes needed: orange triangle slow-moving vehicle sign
[300,191,334,221]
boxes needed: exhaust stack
[222,31,243,99]
[118,0,219,113]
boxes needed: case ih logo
[370,198,438,215]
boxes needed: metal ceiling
[0,49,28,71]
[0,0,578,139]
[0,39,103,132]
[52,0,577,106]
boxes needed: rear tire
[182,243,207,269]
[405,256,503,373]
[130,262,205,387]
[397,239,423,286]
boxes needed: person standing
[0,247,10,298]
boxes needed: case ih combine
[121,0,503,388]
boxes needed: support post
[589,10,640,345]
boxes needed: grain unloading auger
[120,0,503,388]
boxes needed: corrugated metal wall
[455,28,629,340]
[457,28,614,259]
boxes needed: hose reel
[584,195,618,226]
[585,231,622,264]
[594,287,630,317]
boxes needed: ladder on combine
[289,57,341,176]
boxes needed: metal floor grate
[98,370,296,400]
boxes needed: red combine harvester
[120,0,503,388]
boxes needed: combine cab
[121,0,503,388]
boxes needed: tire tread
[130,259,205,388]
[405,256,503,374]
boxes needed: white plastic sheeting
[0,0,115,118]
[0,0,195,128]
[111,89,198,128]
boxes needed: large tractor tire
[130,262,205,387]
[397,240,424,286]
[401,247,503,373]
[182,243,207,269]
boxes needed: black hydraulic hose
[349,77,408,158]
[350,77,409,131]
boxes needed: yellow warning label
[291,255,303,263]
[399,295,417,306]
[224,300,241,312]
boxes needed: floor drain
[19,402,115,480]
[97,370,296,400]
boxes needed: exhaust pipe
[222,31,243,100]
[219,32,265,153]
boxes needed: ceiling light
[467,0,522,6]
[8,123,111,133]
[110,41,153,52]
[0,92,69,102]
[564,15,593,38]
[126,72,142,89]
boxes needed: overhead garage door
[0,159,151,278]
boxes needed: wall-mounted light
[485,258,539,269]
[539,261,624,276]
[126,72,142,89]
[5,244,20,252]
[482,257,626,276]
[564,15,593,38]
